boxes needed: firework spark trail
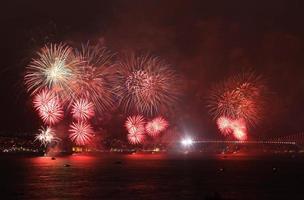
[145,116,169,137]
[71,43,115,113]
[114,54,182,115]
[207,71,267,126]
[69,121,94,145]
[35,126,60,147]
[25,43,82,97]
[71,98,95,121]
[75,42,114,68]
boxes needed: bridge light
[181,138,193,147]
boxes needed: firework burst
[33,89,57,110]
[70,43,115,113]
[35,126,60,147]
[145,116,169,137]
[231,119,247,140]
[207,71,267,126]
[69,121,94,145]
[114,54,182,115]
[71,98,95,121]
[125,115,146,135]
[25,43,81,96]
[216,116,233,135]
[33,90,63,125]
[127,132,145,145]
[216,116,247,140]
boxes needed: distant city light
[181,138,194,147]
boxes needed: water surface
[1,153,304,200]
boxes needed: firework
[25,43,81,96]
[69,121,94,145]
[114,54,182,115]
[207,71,267,126]
[35,126,59,147]
[216,116,233,135]
[127,132,146,145]
[33,89,57,110]
[71,43,115,113]
[125,115,146,135]
[71,98,95,121]
[34,91,63,125]
[233,129,246,140]
[125,115,147,144]
[216,116,247,140]
[231,119,247,140]
[145,116,169,137]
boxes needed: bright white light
[181,138,193,147]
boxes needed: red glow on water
[126,153,166,160]
[31,155,98,167]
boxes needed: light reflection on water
[2,153,304,200]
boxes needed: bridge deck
[192,141,296,145]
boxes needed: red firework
[232,127,247,140]
[33,89,63,125]
[34,90,63,125]
[125,115,146,135]
[145,116,169,137]
[216,116,233,135]
[71,43,115,113]
[216,116,247,141]
[38,100,63,125]
[114,54,182,115]
[127,132,146,145]
[231,118,247,141]
[33,89,56,110]
[71,98,95,121]
[69,121,94,145]
[208,71,267,126]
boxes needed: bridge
[186,132,304,146]
[192,140,296,145]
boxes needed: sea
[1,153,304,200]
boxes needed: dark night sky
[1,0,304,139]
